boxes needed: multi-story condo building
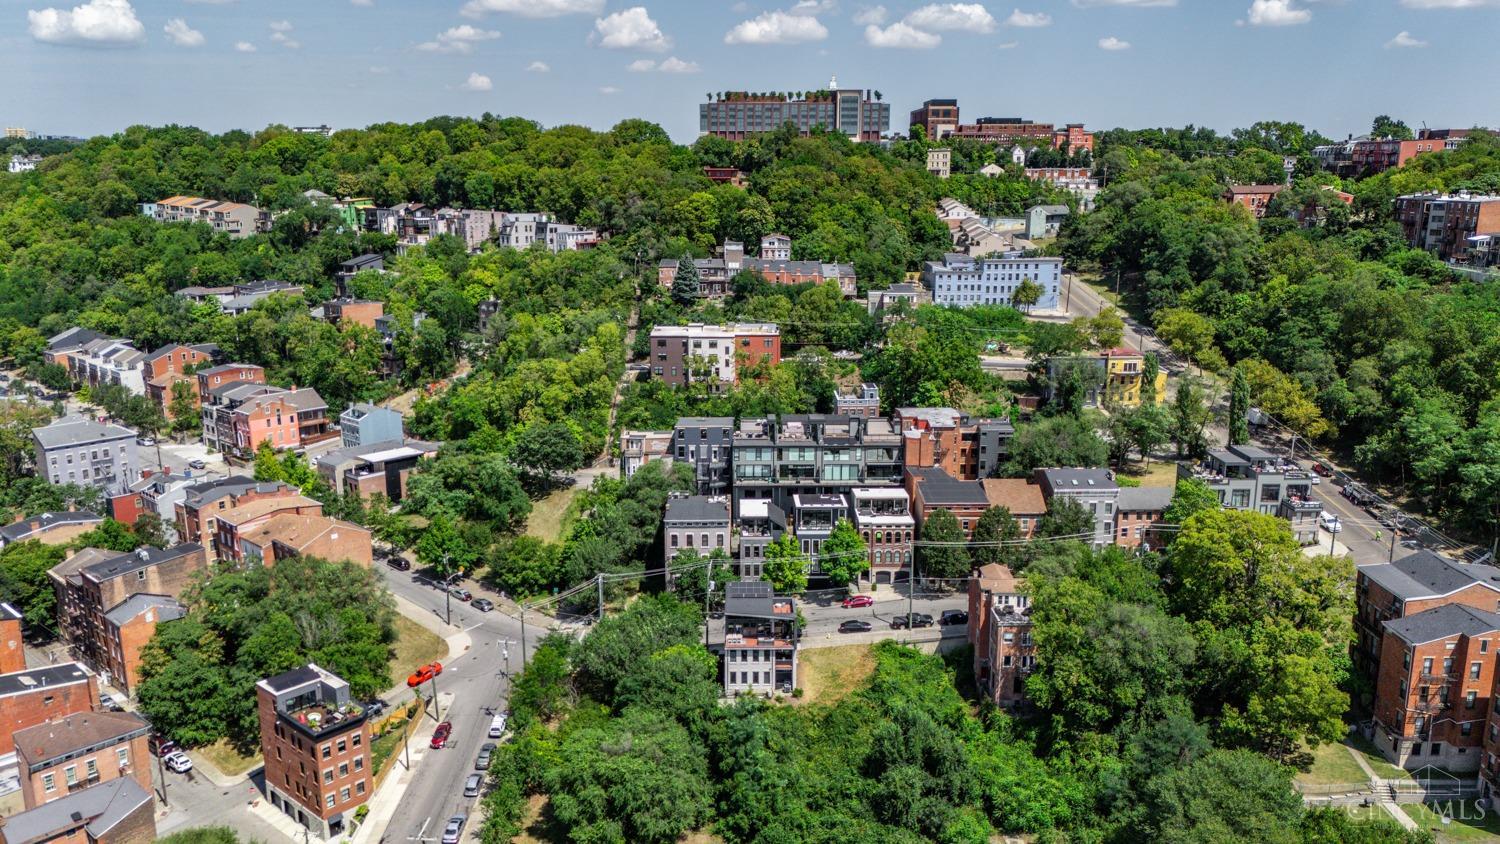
[663,494,731,565]
[647,323,782,390]
[65,338,146,396]
[339,403,403,448]
[99,594,184,695]
[1177,444,1323,542]
[700,82,889,142]
[238,514,373,569]
[0,663,100,758]
[968,563,1034,709]
[323,298,384,330]
[834,383,881,419]
[619,430,672,479]
[212,495,324,563]
[334,254,384,296]
[788,493,847,568]
[736,499,787,580]
[257,664,371,839]
[336,443,434,504]
[32,418,140,495]
[720,581,798,696]
[174,478,301,546]
[1034,468,1119,548]
[927,148,952,179]
[906,467,989,539]
[0,776,155,844]
[194,362,267,421]
[1396,192,1500,262]
[141,196,266,238]
[14,711,152,809]
[658,237,857,298]
[673,417,734,495]
[1317,130,1486,179]
[922,253,1063,311]
[175,280,305,315]
[1353,551,1500,687]
[200,382,330,460]
[894,407,1013,480]
[850,487,914,585]
[41,327,107,372]
[1114,486,1173,549]
[1371,603,1500,772]
[909,99,959,138]
[1044,348,1169,409]
[730,415,904,516]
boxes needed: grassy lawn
[1347,733,1413,781]
[524,486,584,542]
[197,739,260,777]
[1401,801,1500,842]
[370,726,407,777]
[796,644,877,707]
[1118,459,1179,488]
[1295,741,1370,786]
[387,614,449,690]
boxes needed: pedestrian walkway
[349,696,446,844]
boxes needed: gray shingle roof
[910,467,989,506]
[1037,468,1118,493]
[663,495,730,524]
[1359,551,1500,601]
[81,543,202,583]
[0,663,93,699]
[31,417,136,450]
[1384,604,1500,645]
[0,776,152,844]
[103,593,186,627]
[0,511,103,543]
[1117,486,1174,512]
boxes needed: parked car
[430,721,453,749]
[187,459,206,470]
[163,751,193,773]
[148,735,178,757]
[386,556,411,572]
[364,699,387,717]
[449,586,473,602]
[137,437,154,446]
[838,619,873,633]
[440,814,466,844]
[841,594,875,609]
[891,613,933,630]
[406,662,443,687]
[1319,514,1342,534]
[464,773,483,798]
[471,598,494,612]
[939,609,968,626]
[1312,461,1333,477]
[475,742,496,771]
[103,692,127,712]
[487,713,508,739]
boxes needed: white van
[487,713,507,739]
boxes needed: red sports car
[841,595,875,609]
[430,721,453,749]
[406,661,443,687]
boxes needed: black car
[939,610,968,626]
[471,598,495,612]
[838,619,873,634]
[386,557,411,572]
[891,613,933,629]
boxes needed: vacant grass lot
[1295,740,1370,786]
[386,614,449,691]
[524,486,584,542]
[796,644,877,706]
[1402,801,1500,842]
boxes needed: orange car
[406,661,443,687]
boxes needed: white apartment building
[922,253,1063,310]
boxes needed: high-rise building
[700,79,889,142]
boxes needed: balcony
[1413,699,1452,714]
[281,699,365,738]
[1420,672,1457,683]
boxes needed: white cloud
[852,4,886,23]
[996,39,1018,47]
[592,6,669,51]
[599,85,620,94]
[461,72,493,91]
[905,3,996,31]
[725,9,829,43]
[864,21,941,47]
[234,40,255,51]
[790,0,837,12]
[416,24,501,54]
[1399,0,1499,6]
[1073,0,1174,6]
[1005,8,1051,26]
[1245,0,1310,25]
[658,56,699,72]
[350,0,372,5]
[1385,30,1428,47]
[526,60,550,72]
[627,58,656,71]
[269,19,293,32]
[461,0,603,18]
[1097,35,1130,49]
[271,32,299,47]
[27,0,144,46]
[163,17,203,46]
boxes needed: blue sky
[4,0,1499,142]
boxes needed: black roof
[261,665,321,693]
[0,663,92,699]
[1360,551,1500,601]
[1384,604,1500,645]
[81,544,201,582]
[910,467,989,506]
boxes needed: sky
[3,0,1499,143]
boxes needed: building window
[339,762,349,777]
[326,793,336,809]
[65,766,77,785]
[354,757,363,772]
[42,774,55,793]
[352,733,361,747]
[341,786,351,802]
[117,747,129,767]
[322,744,332,759]
[356,780,366,795]
[324,769,334,784]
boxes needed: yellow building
[1100,347,1167,407]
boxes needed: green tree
[0,541,67,635]
[1228,366,1251,446]
[1370,114,1412,141]
[1164,478,1220,525]
[1003,415,1108,475]
[918,508,970,579]
[669,549,737,609]
[168,380,200,439]
[415,513,476,575]
[1155,308,1225,373]
[1170,376,1213,458]
[817,519,869,586]
[1141,749,1304,844]
[671,255,701,306]
[761,533,808,594]
[510,422,585,489]
[1140,352,1161,405]
[74,518,139,552]
[1088,307,1126,350]
[1037,497,1094,540]
[572,593,702,702]
[1010,278,1043,312]
[971,506,1020,566]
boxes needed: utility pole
[428,673,441,721]
[443,555,452,626]
[155,749,168,806]
[1389,524,1399,563]
[520,604,529,663]
[703,567,713,648]
[401,691,413,770]
[907,551,914,628]
[596,573,605,621]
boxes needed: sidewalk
[348,694,449,844]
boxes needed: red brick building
[1396,192,1500,262]
[0,603,24,675]
[909,99,959,138]
[1224,184,1286,218]
[905,466,989,539]
[895,408,1013,481]
[949,118,1055,145]
[257,664,372,839]
[14,711,152,809]
[1371,604,1500,772]
[0,777,154,844]
[141,343,219,421]
[0,663,100,758]
[99,594,184,695]
[979,479,1047,540]
[1113,486,1173,549]
[238,514,373,569]
[968,563,1033,709]
[0,512,105,551]
[211,495,324,563]
[1052,123,1094,154]
[1354,552,1500,685]
[174,478,299,547]
[323,299,385,330]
